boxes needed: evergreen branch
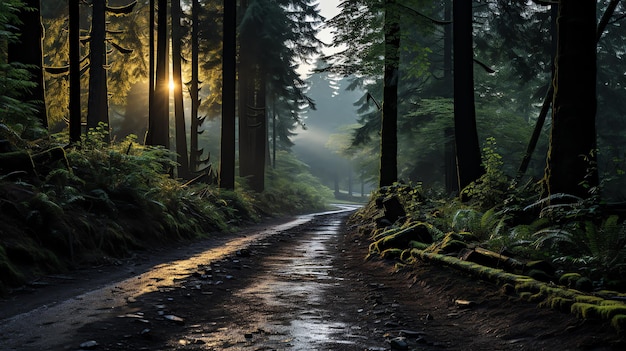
[395,3,451,26]
[106,0,137,15]
[44,65,69,75]
[473,58,496,74]
[109,41,133,54]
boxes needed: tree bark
[171,0,189,178]
[544,0,598,198]
[86,0,110,138]
[190,0,200,173]
[517,0,618,181]
[146,0,169,148]
[219,0,236,189]
[68,0,81,143]
[379,0,400,188]
[453,0,483,192]
[238,0,266,193]
[147,0,155,144]
[443,1,458,194]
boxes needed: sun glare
[169,78,175,92]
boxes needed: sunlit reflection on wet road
[197,214,375,350]
[0,205,363,351]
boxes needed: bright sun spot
[169,78,175,92]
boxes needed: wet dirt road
[0,205,392,351]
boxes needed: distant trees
[237,0,322,192]
[9,0,617,201]
[322,0,618,200]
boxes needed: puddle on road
[196,218,371,350]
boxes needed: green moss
[370,221,435,255]
[611,315,626,334]
[456,231,479,242]
[575,295,605,305]
[598,305,626,319]
[519,291,533,300]
[527,269,552,283]
[515,280,541,294]
[528,292,546,303]
[408,240,429,250]
[571,303,601,319]
[559,273,582,288]
[539,296,574,313]
[380,248,403,260]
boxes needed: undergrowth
[0,127,332,293]
[350,137,626,294]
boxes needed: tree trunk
[444,127,457,194]
[453,0,483,192]
[544,0,598,198]
[219,0,236,189]
[443,0,453,95]
[190,0,200,173]
[147,0,169,148]
[517,0,618,181]
[68,0,81,143]
[379,0,400,188]
[238,0,266,193]
[86,0,109,139]
[443,0,458,194]
[251,67,267,192]
[147,0,155,144]
[8,0,48,129]
[171,0,189,178]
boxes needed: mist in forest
[292,71,372,198]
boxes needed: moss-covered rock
[527,269,553,283]
[611,315,626,335]
[559,273,582,288]
[368,221,435,255]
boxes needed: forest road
[1,205,625,351]
[0,205,390,351]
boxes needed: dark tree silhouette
[86,0,135,139]
[189,0,201,173]
[68,0,81,143]
[171,0,189,178]
[148,0,155,144]
[544,0,598,198]
[147,0,169,148]
[453,0,483,192]
[379,0,400,187]
[219,0,236,190]
[87,0,108,134]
